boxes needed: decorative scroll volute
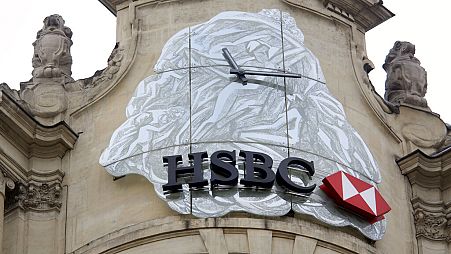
[0,173,15,197]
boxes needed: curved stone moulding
[100,9,385,240]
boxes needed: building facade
[1,0,450,253]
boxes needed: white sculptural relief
[100,9,386,240]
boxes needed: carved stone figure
[383,41,429,109]
[32,14,73,82]
[20,14,73,124]
[18,14,127,125]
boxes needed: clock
[100,9,385,240]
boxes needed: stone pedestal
[20,78,68,126]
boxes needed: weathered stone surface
[68,216,376,254]
[199,229,228,254]
[16,15,127,126]
[414,211,448,241]
[323,0,394,31]
[18,14,73,123]
[21,79,68,122]
[383,41,429,110]
[32,14,73,82]
[398,148,451,253]
[13,183,62,212]
[1,172,15,253]
[387,105,447,153]
[0,89,77,253]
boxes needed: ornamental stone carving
[87,42,124,88]
[383,41,429,110]
[20,14,73,123]
[414,210,448,241]
[32,14,73,82]
[17,14,128,125]
[14,183,63,212]
[398,148,451,253]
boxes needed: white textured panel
[154,29,190,72]
[190,65,287,146]
[190,9,284,70]
[99,9,386,241]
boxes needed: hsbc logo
[321,171,391,223]
[163,150,391,223]
[162,150,316,194]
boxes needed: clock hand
[222,48,248,85]
[230,69,303,79]
[222,48,240,70]
[223,48,303,84]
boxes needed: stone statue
[32,14,73,82]
[20,14,73,124]
[18,14,125,125]
[383,41,429,110]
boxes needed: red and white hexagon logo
[320,171,391,224]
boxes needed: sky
[366,1,451,123]
[0,1,449,123]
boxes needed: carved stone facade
[9,183,63,212]
[1,1,451,254]
[383,41,429,110]
[398,148,451,253]
[13,14,129,128]
[0,87,77,253]
[414,210,448,241]
[19,14,73,123]
[32,14,73,82]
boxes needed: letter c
[276,157,316,193]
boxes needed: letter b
[239,150,275,189]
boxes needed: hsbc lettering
[162,150,316,194]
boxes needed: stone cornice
[397,148,451,190]
[1,90,75,213]
[98,0,128,15]
[0,90,78,159]
[324,0,394,31]
[99,0,394,32]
